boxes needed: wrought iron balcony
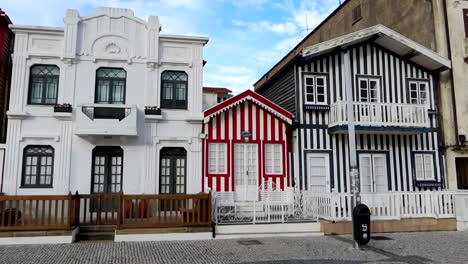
[75,104,137,136]
[329,101,430,134]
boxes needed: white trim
[304,74,328,105]
[302,24,451,71]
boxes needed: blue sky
[2,0,341,94]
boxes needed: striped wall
[296,42,444,192]
[202,99,291,192]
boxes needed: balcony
[75,104,138,136]
[329,101,430,134]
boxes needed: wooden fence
[0,192,211,231]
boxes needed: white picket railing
[329,101,428,128]
[212,189,316,224]
[304,191,458,222]
[212,190,460,225]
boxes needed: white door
[307,153,330,192]
[234,144,258,201]
[359,153,388,193]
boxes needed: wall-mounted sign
[241,131,252,138]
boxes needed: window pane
[360,80,367,89]
[306,85,315,94]
[316,77,324,86]
[306,77,313,86]
[97,80,110,103]
[22,146,54,187]
[306,95,314,103]
[317,95,325,103]
[30,78,44,103]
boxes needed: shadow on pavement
[330,235,433,264]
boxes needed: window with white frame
[304,75,327,105]
[358,76,380,102]
[265,144,282,174]
[414,153,435,181]
[408,80,429,105]
[208,143,227,174]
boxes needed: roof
[203,87,232,94]
[302,24,451,71]
[204,90,293,124]
[0,9,12,25]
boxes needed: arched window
[161,71,188,109]
[95,68,126,104]
[21,145,54,188]
[28,65,59,105]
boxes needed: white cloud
[233,20,297,35]
[204,64,257,94]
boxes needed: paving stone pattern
[0,231,467,264]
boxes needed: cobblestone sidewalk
[0,231,466,264]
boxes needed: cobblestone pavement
[0,231,467,264]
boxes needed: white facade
[3,7,208,195]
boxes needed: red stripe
[224,111,229,140]
[248,101,253,135]
[256,104,260,141]
[208,175,212,189]
[286,127,290,187]
[202,123,205,192]
[216,176,221,192]
[216,115,221,140]
[208,118,213,140]
[240,102,245,135]
[233,106,237,141]
[271,117,276,141]
[263,110,268,141]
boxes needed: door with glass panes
[359,153,388,192]
[358,77,381,123]
[159,148,186,195]
[91,147,123,211]
[234,144,258,201]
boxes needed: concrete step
[215,222,322,239]
[79,225,116,233]
[78,231,115,241]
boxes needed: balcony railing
[329,101,429,129]
[75,104,138,136]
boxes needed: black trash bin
[352,204,371,245]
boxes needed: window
[358,76,380,102]
[352,5,362,24]
[307,153,330,191]
[161,71,188,109]
[208,143,227,174]
[359,153,388,192]
[304,75,327,105]
[21,146,54,188]
[265,144,282,174]
[28,65,59,105]
[414,153,435,181]
[95,68,126,104]
[408,80,429,105]
[464,9,468,37]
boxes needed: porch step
[77,225,116,241]
[215,222,323,239]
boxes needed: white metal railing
[212,188,317,224]
[329,101,429,128]
[303,191,458,222]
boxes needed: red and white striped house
[202,90,294,200]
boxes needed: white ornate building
[3,7,208,195]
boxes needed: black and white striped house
[257,25,451,194]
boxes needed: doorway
[91,146,123,194]
[359,153,388,192]
[159,147,187,194]
[234,144,258,201]
[456,158,468,190]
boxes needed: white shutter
[359,155,372,193]
[423,155,434,180]
[415,155,424,180]
[373,155,388,192]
